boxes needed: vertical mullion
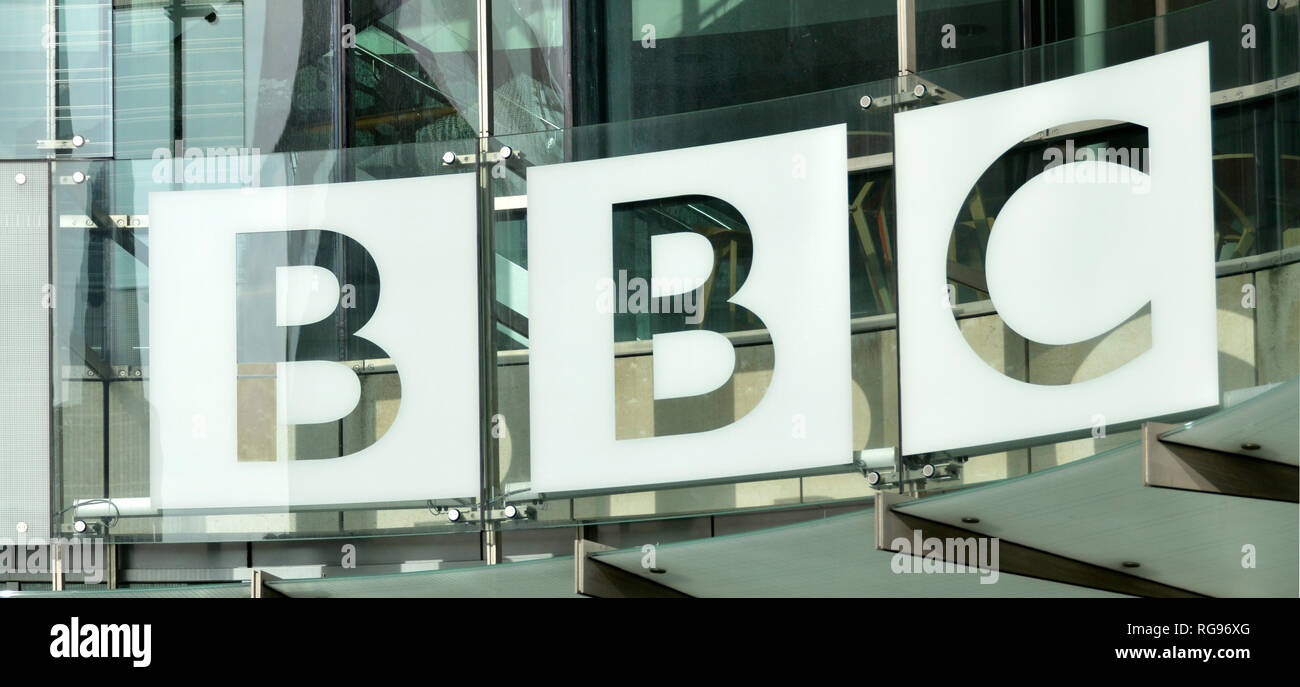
[475,0,501,564]
[333,0,349,156]
[893,0,915,493]
[333,1,351,471]
[896,0,916,76]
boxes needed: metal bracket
[36,136,86,151]
[573,539,690,598]
[854,447,900,489]
[105,543,120,590]
[251,569,286,598]
[1142,422,1299,502]
[445,151,505,166]
[51,543,64,592]
[861,76,954,112]
[59,214,150,229]
[432,504,534,525]
[442,149,530,173]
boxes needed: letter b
[527,126,852,494]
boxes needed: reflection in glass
[571,0,897,126]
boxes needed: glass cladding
[0,0,112,159]
[916,0,1022,70]
[492,0,566,137]
[348,0,480,145]
[102,0,481,158]
[570,0,899,126]
[0,163,51,538]
[0,0,53,157]
[3,0,1294,542]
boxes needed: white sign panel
[148,175,480,508]
[895,44,1218,455]
[527,124,853,494]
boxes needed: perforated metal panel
[0,162,50,539]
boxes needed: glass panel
[51,138,483,542]
[108,0,481,159]
[0,0,112,159]
[112,0,341,156]
[0,162,51,538]
[1025,0,1219,49]
[569,0,898,127]
[916,0,1022,71]
[58,0,113,156]
[489,85,899,532]
[917,0,1297,297]
[347,0,479,146]
[492,0,566,141]
[0,0,52,158]
[913,0,1293,99]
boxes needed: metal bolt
[71,134,85,148]
[859,95,873,109]
[14,173,26,185]
[71,171,86,184]
[913,83,927,98]
[15,522,27,533]
[440,151,458,166]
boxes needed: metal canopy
[896,441,1298,597]
[591,509,1122,597]
[266,556,580,598]
[1160,378,1299,465]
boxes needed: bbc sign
[148,45,1217,509]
